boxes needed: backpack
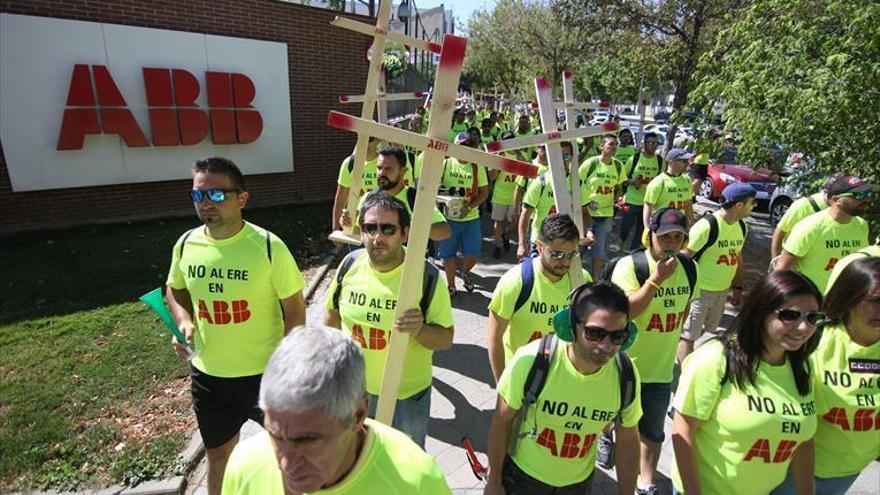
[582,157,623,184]
[623,151,663,194]
[330,249,439,316]
[178,227,272,262]
[598,248,698,302]
[692,213,748,263]
[508,333,637,454]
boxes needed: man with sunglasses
[165,157,307,495]
[325,193,454,447]
[485,282,641,495]
[488,214,593,383]
[610,208,699,495]
[619,132,662,252]
[777,173,874,293]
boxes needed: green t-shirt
[355,188,446,228]
[615,145,636,165]
[498,340,642,487]
[825,244,880,293]
[687,211,747,292]
[643,172,693,213]
[611,253,699,383]
[325,252,453,399]
[222,420,453,495]
[516,160,548,190]
[166,223,305,377]
[522,171,588,243]
[623,154,661,206]
[782,210,869,293]
[439,158,489,222]
[579,156,627,218]
[488,258,593,363]
[811,323,880,478]
[777,192,827,234]
[671,341,817,495]
[337,155,415,197]
[491,170,519,206]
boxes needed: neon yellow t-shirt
[522,171,587,243]
[166,222,306,377]
[447,121,470,143]
[615,145,635,166]
[671,341,817,495]
[491,171,519,206]
[439,158,489,222]
[325,252,453,399]
[623,154,661,206]
[643,172,693,213]
[825,244,880,294]
[337,155,415,196]
[515,129,537,161]
[611,253,699,383]
[498,339,642,487]
[355,188,446,228]
[488,258,593,363]
[810,323,880,478]
[777,192,826,234]
[516,160,548,190]
[222,420,453,495]
[579,156,627,218]
[782,210,869,293]
[687,211,747,292]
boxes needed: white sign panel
[0,14,293,191]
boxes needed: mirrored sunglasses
[189,188,237,203]
[548,249,579,260]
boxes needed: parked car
[769,181,797,225]
[768,153,818,225]
[699,161,778,207]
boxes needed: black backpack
[598,248,698,302]
[330,249,439,316]
[692,213,747,263]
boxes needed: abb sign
[58,65,263,150]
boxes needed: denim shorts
[585,216,613,261]
[368,386,431,448]
[438,218,482,259]
[638,382,673,444]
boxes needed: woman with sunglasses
[671,270,822,495]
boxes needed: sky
[422,0,497,33]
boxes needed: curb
[304,246,343,303]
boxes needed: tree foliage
[692,0,880,182]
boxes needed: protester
[484,282,641,495]
[642,148,696,235]
[825,236,880,291]
[770,175,836,259]
[325,193,454,447]
[165,157,307,495]
[615,128,636,165]
[620,132,663,251]
[671,270,821,495]
[221,326,453,494]
[488,134,521,258]
[488,214,593,382]
[581,134,628,279]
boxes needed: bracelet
[647,279,662,291]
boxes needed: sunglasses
[361,222,399,236]
[580,325,630,345]
[776,309,826,326]
[548,249,579,260]
[189,188,238,203]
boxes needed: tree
[692,0,880,184]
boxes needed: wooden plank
[339,91,427,103]
[331,15,443,54]
[485,122,619,153]
[562,69,585,237]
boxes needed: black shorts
[502,456,594,495]
[191,366,264,449]
[688,163,708,180]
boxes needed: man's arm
[517,206,534,259]
[642,202,653,232]
[430,221,452,241]
[280,291,306,335]
[324,308,341,329]
[332,185,349,231]
[790,439,815,495]
[685,201,695,225]
[470,185,490,210]
[731,259,745,306]
[487,310,509,384]
[614,425,640,495]
[484,396,518,495]
[627,256,677,317]
[395,308,453,351]
[775,251,799,271]
[672,411,705,495]
[165,286,196,360]
[770,227,786,258]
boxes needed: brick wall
[0,0,372,234]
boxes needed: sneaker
[636,485,660,495]
[463,274,475,293]
[493,246,502,259]
[502,234,511,252]
[596,431,614,469]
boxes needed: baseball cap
[454,132,474,145]
[721,182,757,205]
[825,173,878,196]
[650,207,688,236]
[666,148,695,162]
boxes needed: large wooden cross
[327,34,539,424]
[328,0,442,245]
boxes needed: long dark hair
[717,270,822,396]
[825,257,880,322]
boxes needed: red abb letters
[536,428,597,458]
[197,299,251,324]
[350,324,389,350]
[57,64,262,150]
[743,439,798,463]
[823,407,880,431]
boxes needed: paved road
[187,205,879,494]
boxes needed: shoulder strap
[676,253,699,301]
[615,159,623,180]
[615,352,637,421]
[514,258,536,314]
[419,260,440,316]
[584,159,597,180]
[332,249,366,309]
[632,249,650,286]
[346,152,356,173]
[178,228,196,258]
[406,187,417,212]
[738,219,747,239]
[627,151,641,178]
[523,334,559,407]
[807,195,821,213]
[471,163,479,197]
[264,229,273,262]
[693,214,719,262]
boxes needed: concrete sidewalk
[186,210,879,494]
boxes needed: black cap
[825,174,878,196]
[650,207,689,236]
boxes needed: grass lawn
[0,202,333,491]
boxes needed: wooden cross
[327,34,539,424]
[328,0,442,245]
[562,69,585,237]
